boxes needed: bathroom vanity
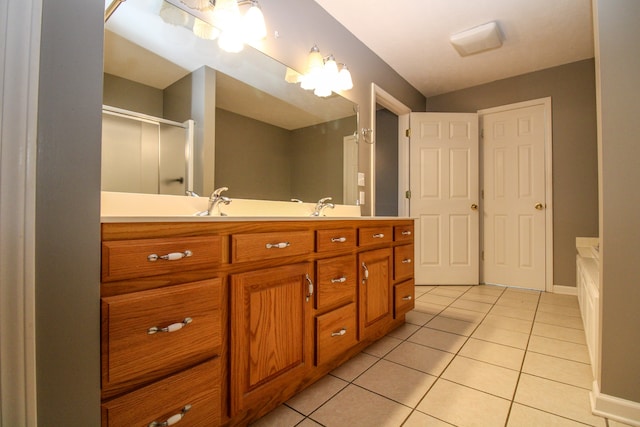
[99,215,415,426]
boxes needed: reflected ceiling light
[298,45,353,97]
[160,0,267,53]
[159,1,189,26]
[450,21,503,57]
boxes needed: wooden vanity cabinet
[101,218,414,426]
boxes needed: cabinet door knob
[372,233,385,239]
[401,230,412,236]
[401,258,412,264]
[331,276,347,284]
[331,236,347,243]
[402,295,413,301]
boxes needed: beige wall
[426,59,599,288]
[103,73,163,116]
[593,0,640,404]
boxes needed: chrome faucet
[197,186,231,216]
[312,197,335,216]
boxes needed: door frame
[478,97,554,292]
[369,83,411,216]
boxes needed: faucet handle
[212,187,228,197]
[318,197,333,203]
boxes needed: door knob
[535,203,544,210]
[471,204,478,211]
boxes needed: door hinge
[405,190,411,199]
[405,128,411,138]
[481,251,485,261]
[480,129,484,138]
[481,190,484,199]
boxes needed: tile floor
[250,285,631,427]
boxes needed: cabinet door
[230,263,314,415]
[358,248,392,340]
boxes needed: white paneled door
[481,101,549,291]
[409,113,479,285]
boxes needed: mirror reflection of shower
[101,106,195,195]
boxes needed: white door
[481,100,550,291]
[410,113,479,285]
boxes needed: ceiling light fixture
[450,21,503,57]
[160,0,267,53]
[297,45,353,97]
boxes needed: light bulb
[212,0,240,32]
[218,27,244,53]
[301,45,324,90]
[336,64,353,91]
[243,1,267,42]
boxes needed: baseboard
[553,284,578,295]
[591,380,640,426]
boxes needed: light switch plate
[359,191,365,205]
[357,172,365,187]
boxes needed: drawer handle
[401,230,412,236]
[148,404,191,427]
[402,295,413,301]
[331,328,347,337]
[331,276,347,284]
[147,250,192,262]
[147,317,192,335]
[402,258,412,264]
[265,242,290,249]
[305,273,314,303]
[331,236,347,243]
[373,233,385,239]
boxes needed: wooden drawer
[316,228,356,253]
[101,236,222,282]
[394,279,415,318]
[101,358,220,427]
[231,230,313,263]
[394,224,414,242]
[316,255,356,310]
[394,244,414,281]
[315,303,358,366]
[101,279,221,394]
[358,226,393,246]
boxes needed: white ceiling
[313,0,595,97]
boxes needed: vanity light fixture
[160,0,267,53]
[299,45,353,97]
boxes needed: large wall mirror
[102,0,359,204]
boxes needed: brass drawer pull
[331,276,347,284]
[331,236,347,243]
[402,295,413,301]
[148,404,191,426]
[147,250,192,262]
[401,230,412,236]
[331,328,347,337]
[265,242,290,249]
[401,258,412,264]
[372,233,385,239]
[147,317,192,335]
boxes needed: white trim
[0,0,41,425]
[369,83,411,216]
[591,380,640,427]
[478,97,554,293]
[553,285,578,295]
